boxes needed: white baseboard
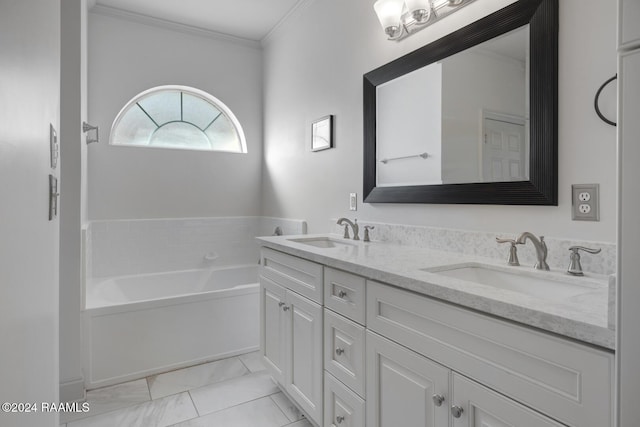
[60,377,85,403]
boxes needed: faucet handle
[567,246,602,276]
[569,246,602,255]
[342,224,350,239]
[496,237,520,266]
[363,226,375,242]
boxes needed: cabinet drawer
[324,373,365,427]
[324,309,365,397]
[260,247,323,304]
[324,267,366,324]
[367,281,614,427]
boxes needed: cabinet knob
[338,290,348,298]
[282,305,290,311]
[451,405,464,418]
[336,415,345,424]
[432,394,445,407]
[335,348,345,356]
[278,302,286,307]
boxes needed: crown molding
[90,4,262,49]
[261,0,315,45]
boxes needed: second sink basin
[427,264,600,300]
[287,237,357,249]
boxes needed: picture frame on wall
[311,115,334,152]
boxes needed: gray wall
[261,0,617,242]
[88,11,263,220]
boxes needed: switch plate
[572,184,599,221]
[349,193,357,211]
[50,124,58,169]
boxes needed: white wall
[261,0,617,243]
[441,50,526,183]
[0,1,60,425]
[88,11,263,220]
[377,63,442,186]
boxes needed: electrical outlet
[349,193,357,211]
[579,204,591,214]
[572,184,599,221]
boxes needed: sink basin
[288,237,357,249]
[428,264,597,300]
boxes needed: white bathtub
[83,265,259,389]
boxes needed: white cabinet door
[260,277,287,385]
[620,0,640,48]
[366,331,449,427]
[287,289,324,426]
[451,374,563,427]
[618,48,640,426]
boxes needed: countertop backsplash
[329,219,616,276]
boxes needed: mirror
[364,0,558,205]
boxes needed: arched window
[109,85,247,153]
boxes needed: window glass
[110,86,247,153]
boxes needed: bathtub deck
[60,351,312,427]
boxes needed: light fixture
[374,0,476,41]
[373,0,405,39]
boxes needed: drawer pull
[282,305,290,311]
[338,290,348,298]
[451,405,464,418]
[432,394,445,407]
[336,415,345,424]
[278,302,286,307]
[335,347,345,356]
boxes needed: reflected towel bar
[380,152,429,164]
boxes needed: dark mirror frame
[363,0,558,205]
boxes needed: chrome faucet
[516,232,550,270]
[337,218,359,240]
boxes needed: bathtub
[83,265,259,389]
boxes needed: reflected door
[482,117,526,181]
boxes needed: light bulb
[373,0,404,38]
[405,0,431,23]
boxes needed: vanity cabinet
[259,247,614,427]
[366,331,563,427]
[367,280,614,427]
[259,249,324,426]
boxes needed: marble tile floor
[60,351,312,427]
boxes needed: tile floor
[60,351,312,427]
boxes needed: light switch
[49,175,58,221]
[349,193,357,211]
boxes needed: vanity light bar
[374,0,476,41]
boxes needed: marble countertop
[257,234,615,350]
